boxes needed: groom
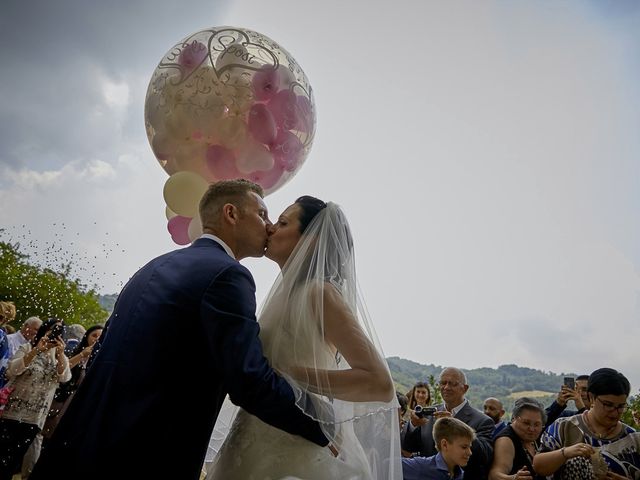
[31,179,329,480]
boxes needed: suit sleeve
[470,413,495,472]
[201,263,329,447]
[545,400,566,427]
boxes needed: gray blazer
[401,401,495,479]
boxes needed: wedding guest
[42,324,104,441]
[402,417,476,480]
[7,316,42,358]
[484,397,507,439]
[62,323,86,356]
[17,325,106,478]
[489,397,546,480]
[544,375,589,427]
[402,381,434,456]
[407,381,432,411]
[0,318,71,480]
[396,391,413,458]
[397,391,409,427]
[0,300,17,388]
[402,368,494,478]
[533,368,634,479]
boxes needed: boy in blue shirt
[402,417,476,480]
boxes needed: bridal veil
[259,202,401,479]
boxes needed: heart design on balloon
[209,28,279,77]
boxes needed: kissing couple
[32,179,402,480]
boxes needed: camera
[414,405,437,419]
[49,323,65,341]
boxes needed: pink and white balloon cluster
[144,27,316,245]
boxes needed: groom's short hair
[199,179,264,229]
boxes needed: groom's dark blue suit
[31,238,327,480]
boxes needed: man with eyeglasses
[534,368,637,479]
[401,367,495,479]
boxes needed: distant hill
[97,293,118,314]
[387,356,577,413]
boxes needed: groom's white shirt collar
[199,234,235,259]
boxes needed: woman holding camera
[401,382,435,458]
[0,318,71,480]
[407,381,432,413]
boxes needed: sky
[1,0,639,392]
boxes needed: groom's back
[31,239,258,480]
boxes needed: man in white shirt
[7,316,42,358]
[402,367,495,479]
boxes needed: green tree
[622,391,640,429]
[0,239,108,329]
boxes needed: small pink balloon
[247,103,277,145]
[247,164,285,190]
[178,41,208,71]
[167,215,192,245]
[206,145,241,179]
[252,65,281,102]
[271,130,303,172]
[267,90,299,131]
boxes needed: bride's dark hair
[294,195,327,233]
[290,196,354,285]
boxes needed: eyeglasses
[515,417,543,429]
[596,397,627,413]
[438,381,462,388]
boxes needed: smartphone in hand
[563,376,575,390]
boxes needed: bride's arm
[291,285,394,403]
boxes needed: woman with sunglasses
[533,368,636,479]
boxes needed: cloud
[1,0,639,391]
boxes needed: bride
[207,196,401,479]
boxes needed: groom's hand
[328,444,339,457]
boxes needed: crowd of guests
[0,301,103,480]
[2,299,640,479]
[397,367,639,479]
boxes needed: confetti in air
[0,223,129,324]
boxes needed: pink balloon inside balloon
[178,41,208,71]
[271,130,303,171]
[252,65,280,102]
[206,145,241,179]
[167,215,192,245]
[248,103,277,145]
[268,90,299,131]
[248,164,285,190]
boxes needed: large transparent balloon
[145,26,315,192]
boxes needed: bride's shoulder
[304,280,341,298]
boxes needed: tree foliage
[0,239,108,329]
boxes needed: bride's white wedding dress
[206,202,400,480]
[207,291,379,479]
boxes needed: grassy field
[507,390,556,399]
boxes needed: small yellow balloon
[163,171,209,217]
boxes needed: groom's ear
[222,203,239,224]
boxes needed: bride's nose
[266,223,276,235]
